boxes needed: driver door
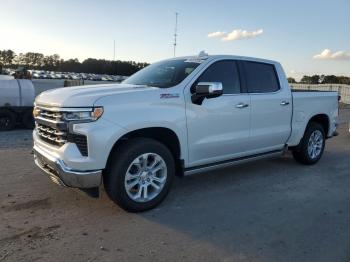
[186,60,251,167]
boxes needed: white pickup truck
[33,54,338,212]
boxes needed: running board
[184,150,284,176]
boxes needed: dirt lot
[1,110,350,262]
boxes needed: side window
[196,60,241,94]
[243,61,280,93]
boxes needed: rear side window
[196,60,241,94]
[243,61,280,93]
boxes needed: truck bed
[287,90,338,146]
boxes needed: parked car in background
[4,68,126,82]
[32,72,40,78]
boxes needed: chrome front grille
[34,106,88,156]
[36,123,67,145]
[40,109,62,120]
[35,107,67,147]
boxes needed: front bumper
[33,144,102,188]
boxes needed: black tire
[22,109,35,129]
[292,122,325,165]
[103,138,175,212]
[0,109,16,131]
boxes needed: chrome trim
[40,111,62,119]
[236,103,249,108]
[247,89,283,95]
[197,82,223,93]
[35,116,65,125]
[36,123,67,145]
[37,131,67,144]
[36,125,66,136]
[33,145,102,188]
[184,150,283,176]
[280,101,290,106]
[35,105,93,112]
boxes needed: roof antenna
[173,12,178,57]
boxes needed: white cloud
[287,69,304,81]
[207,28,263,42]
[313,49,350,60]
[222,29,263,41]
[207,31,226,38]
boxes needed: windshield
[123,59,201,88]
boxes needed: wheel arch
[106,127,184,176]
[288,113,331,148]
[308,114,330,136]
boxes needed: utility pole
[173,12,178,57]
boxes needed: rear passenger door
[242,61,292,154]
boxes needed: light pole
[173,12,178,57]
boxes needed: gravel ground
[0,110,349,262]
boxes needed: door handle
[236,103,249,108]
[280,101,290,106]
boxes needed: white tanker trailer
[0,75,35,130]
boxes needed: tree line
[1,49,349,82]
[288,75,350,85]
[0,49,149,76]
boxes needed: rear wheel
[292,122,325,165]
[0,109,16,131]
[104,138,175,212]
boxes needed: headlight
[63,107,104,122]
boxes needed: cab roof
[171,54,279,65]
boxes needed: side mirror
[191,82,223,105]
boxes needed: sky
[0,0,349,79]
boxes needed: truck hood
[35,83,156,107]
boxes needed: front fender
[94,88,188,165]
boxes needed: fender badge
[160,93,180,99]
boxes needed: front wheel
[104,138,175,212]
[292,122,325,165]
